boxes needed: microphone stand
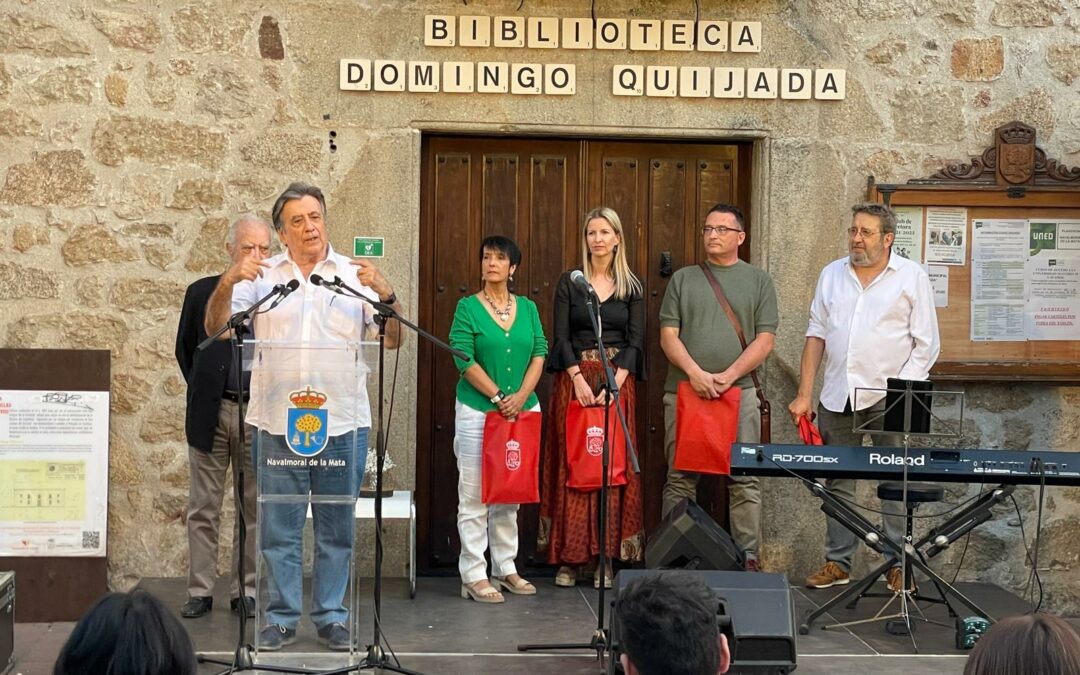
[517,284,640,666]
[196,282,304,675]
[310,275,465,675]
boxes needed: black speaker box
[608,569,798,675]
[645,498,744,571]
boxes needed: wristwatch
[379,291,397,304]
[490,390,505,404]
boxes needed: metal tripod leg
[801,559,891,635]
[801,480,995,635]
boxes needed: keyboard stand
[799,480,1000,635]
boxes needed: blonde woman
[538,207,645,589]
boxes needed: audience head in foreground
[615,572,731,675]
[54,588,197,675]
[963,612,1080,675]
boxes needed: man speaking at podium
[204,182,402,651]
[788,203,939,594]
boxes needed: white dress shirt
[232,245,378,434]
[807,252,940,412]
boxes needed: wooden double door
[416,135,753,572]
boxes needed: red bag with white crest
[481,411,541,504]
[564,400,628,491]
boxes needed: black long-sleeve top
[545,270,646,380]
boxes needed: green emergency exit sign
[353,237,385,258]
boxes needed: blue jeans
[253,429,368,630]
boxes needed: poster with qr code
[0,390,108,557]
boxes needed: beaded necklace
[483,290,513,322]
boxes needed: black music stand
[829,380,939,639]
[804,381,988,651]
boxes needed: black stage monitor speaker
[645,498,744,571]
[608,569,798,675]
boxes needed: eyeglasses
[702,226,743,236]
[847,227,881,239]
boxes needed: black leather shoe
[180,596,213,618]
[230,596,256,618]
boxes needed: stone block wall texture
[0,0,1077,610]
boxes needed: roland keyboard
[729,443,1080,486]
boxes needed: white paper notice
[969,219,1029,341]
[972,219,1028,260]
[0,390,109,557]
[1025,220,1080,340]
[925,206,967,265]
[926,265,949,307]
[972,220,1028,302]
[971,301,1026,341]
[893,206,924,262]
[971,257,1026,341]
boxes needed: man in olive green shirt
[659,203,779,570]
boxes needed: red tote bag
[564,400,628,491]
[673,382,741,475]
[481,411,541,504]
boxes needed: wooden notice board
[870,121,1080,381]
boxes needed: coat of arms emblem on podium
[286,386,329,457]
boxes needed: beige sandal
[554,566,577,588]
[460,580,504,604]
[593,563,614,589]
[493,575,537,595]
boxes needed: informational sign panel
[0,390,109,557]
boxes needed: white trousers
[454,400,539,584]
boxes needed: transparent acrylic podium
[243,339,377,659]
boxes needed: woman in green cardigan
[449,235,548,604]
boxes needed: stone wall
[0,0,1077,610]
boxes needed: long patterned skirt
[538,355,644,565]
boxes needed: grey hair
[851,202,897,235]
[227,213,272,246]
[271,182,327,232]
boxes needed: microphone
[267,278,300,310]
[569,270,597,297]
[309,273,341,289]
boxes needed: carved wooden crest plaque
[997,122,1035,185]
[907,121,1080,188]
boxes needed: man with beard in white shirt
[788,203,939,594]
